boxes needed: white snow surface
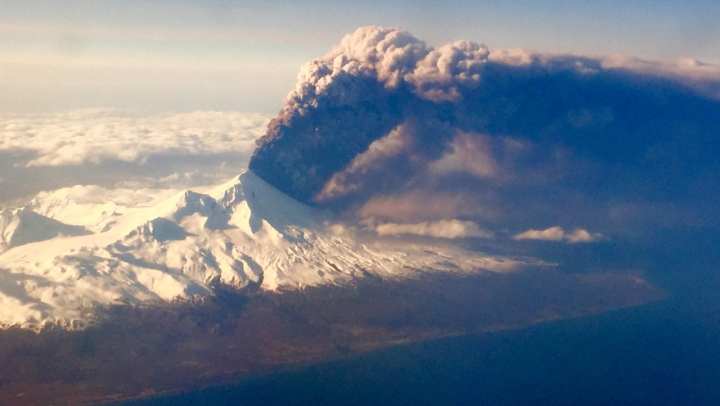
[0,171,537,330]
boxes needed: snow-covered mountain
[0,208,90,253]
[0,171,537,329]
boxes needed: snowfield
[0,171,539,329]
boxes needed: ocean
[121,296,720,406]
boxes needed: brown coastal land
[0,268,663,406]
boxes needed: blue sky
[1,0,718,113]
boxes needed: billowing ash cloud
[250,26,720,235]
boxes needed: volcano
[0,171,536,329]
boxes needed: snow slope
[0,171,537,329]
[0,208,90,253]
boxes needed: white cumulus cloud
[375,219,494,239]
[513,226,603,243]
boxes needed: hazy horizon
[2,0,719,114]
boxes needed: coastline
[0,270,664,406]
[116,296,678,406]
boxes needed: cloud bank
[249,26,720,235]
[0,110,269,205]
[513,227,603,243]
[0,110,268,166]
[375,220,493,239]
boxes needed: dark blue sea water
[122,297,720,406]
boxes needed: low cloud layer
[0,110,269,204]
[513,227,603,243]
[31,184,181,208]
[0,110,268,166]
[250,26,720,236]
[375,220,493,239]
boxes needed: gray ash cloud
[250,26,720,233]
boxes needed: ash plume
[250,26,720,234]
